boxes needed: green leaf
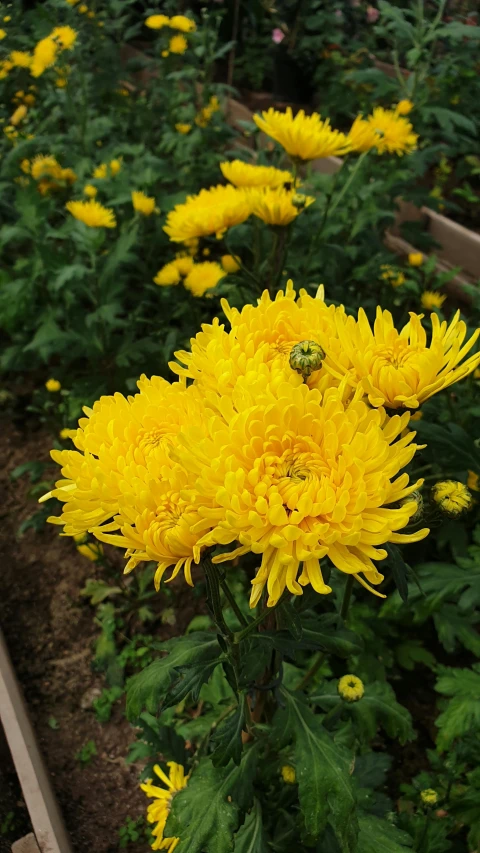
[385,544,409,603]
[395,641,436,671]
[81,579,122,605]
[211,698,246,767]
[52,264,88,293]
[435,664,480,750]
[433,605,480,656]
[165,749,257,853]
[126,633,223,719]
[279,688,358,851]
[357,814,413,853]
[100,225,139,284]
[299,612,364,657]
[233,800,269,853]
[413,421,480,470]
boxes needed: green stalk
[219,574,249,628]
[328,150,369,217]
[340,575,355,624]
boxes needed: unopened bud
[289,340,325,378]
[431,480,472,518]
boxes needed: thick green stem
[233,590,289,644]
[296,651,326,692]
[340,575,355,623]
[219,574,249,628]
[203,555,232,639]
[328,151,369,217]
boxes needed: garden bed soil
[0,415,198,853]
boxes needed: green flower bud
[289,340,325,378]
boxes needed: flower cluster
[145,13,196,57]
[22,154,77,195]
[43,279,480,609]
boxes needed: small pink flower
[334,9,343,19]
[350,0,361,7]
[272,28,285,44]
[366,5,379,22]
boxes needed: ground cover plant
[1,1,480,852]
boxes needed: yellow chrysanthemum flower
[93,163,107,179]
[10,104,27,126]
[41,377,213,586]
[420,789,438,806]
[220,159,294,189]
[169,15,196,32]
[31,36,58,77]
[221,254,240,274]
[347,115,381,153]
[408,252,423,266]
[431,481,473,517]
[421,291,446,311]
[281,765,296,784]
[338,674,364,702]
[195,95,221,128]
[46,378,61,392]
[169,34,188,54]
[396,99,414,116]
[51,25,77,50]
[83,184,97,198]
[141,762,188,853]
[186,379,427,606]
[31,155,59,181]
[249,187,314,226]
[154,263,181,286]
[20,159,31,174]
[132,190,157,216]
[173,255,195,277]
[253,107,351,161]
[78,4,88,12]
[110,158,122,176]
[325,307,480,409]
[164,184,251,242]
[184,261,225,297]
[366,107,418,156]
[175,123,191,134]
[10,51,32,68]
[0,29,6,40]
[145,14,170,29]
[170,280,340,400]
[66,199,116,228]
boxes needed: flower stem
[340,575,355,623]
[295,651,326,692]
[218,573,249,628]
[328,151,369,217]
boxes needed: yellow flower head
[66,199,116,228]
[93,163,108,179]
[83,184,97,198]
[195,95,221,128]
[51,26,77,50]
[162,50,169,57]
[4,16,11,22]
[132,190,157,216]
[141,763,188,852]
[0,29,6,40]
[10,104,27,126]
[366,107,418,156]
[249,187,314,226]
[408,252,423,266]
[31,36,58,77]
[169,15,196,32]
[281,765,296,784]
[41,378,212,586]
[77,541,104,562]
[31,155,61,181]
[164,184,251,242]
[175,123,191,134]
[145,14,170,29]
[78,4,88,12]
[110,158,122,176]
[59,167,77,185]
[20,159,31,174]
[10,51,32,68]
[324,307,480,409]
[467,470,479,492]
[173,254,195,277]
[220,159,294,189]
[46,378,61,392]
[347,115,381,153]
[169,34,188,54]
[338,674,364,702]
[396,99,414,116]
[184,261,225,297]
[154,263,181,286]
[421,291,446,311]
[253,107,351,161]
[431,481,473,517]
[24,93,36,105]
[221,255,240,274]
[380,265,405,288]
[420,789,438,806]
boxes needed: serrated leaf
[165,749,257,853]
[126,633,223,719]
[299,612,364,657]
[435,664,480,750]
[278,688,358,851]
[211,698,246,767]
[233,800,269,853]
[354,753,392,790]
[385,544,409,603]
[395,641,436,671]
[433,605,480,656]
[357,814,413,852]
